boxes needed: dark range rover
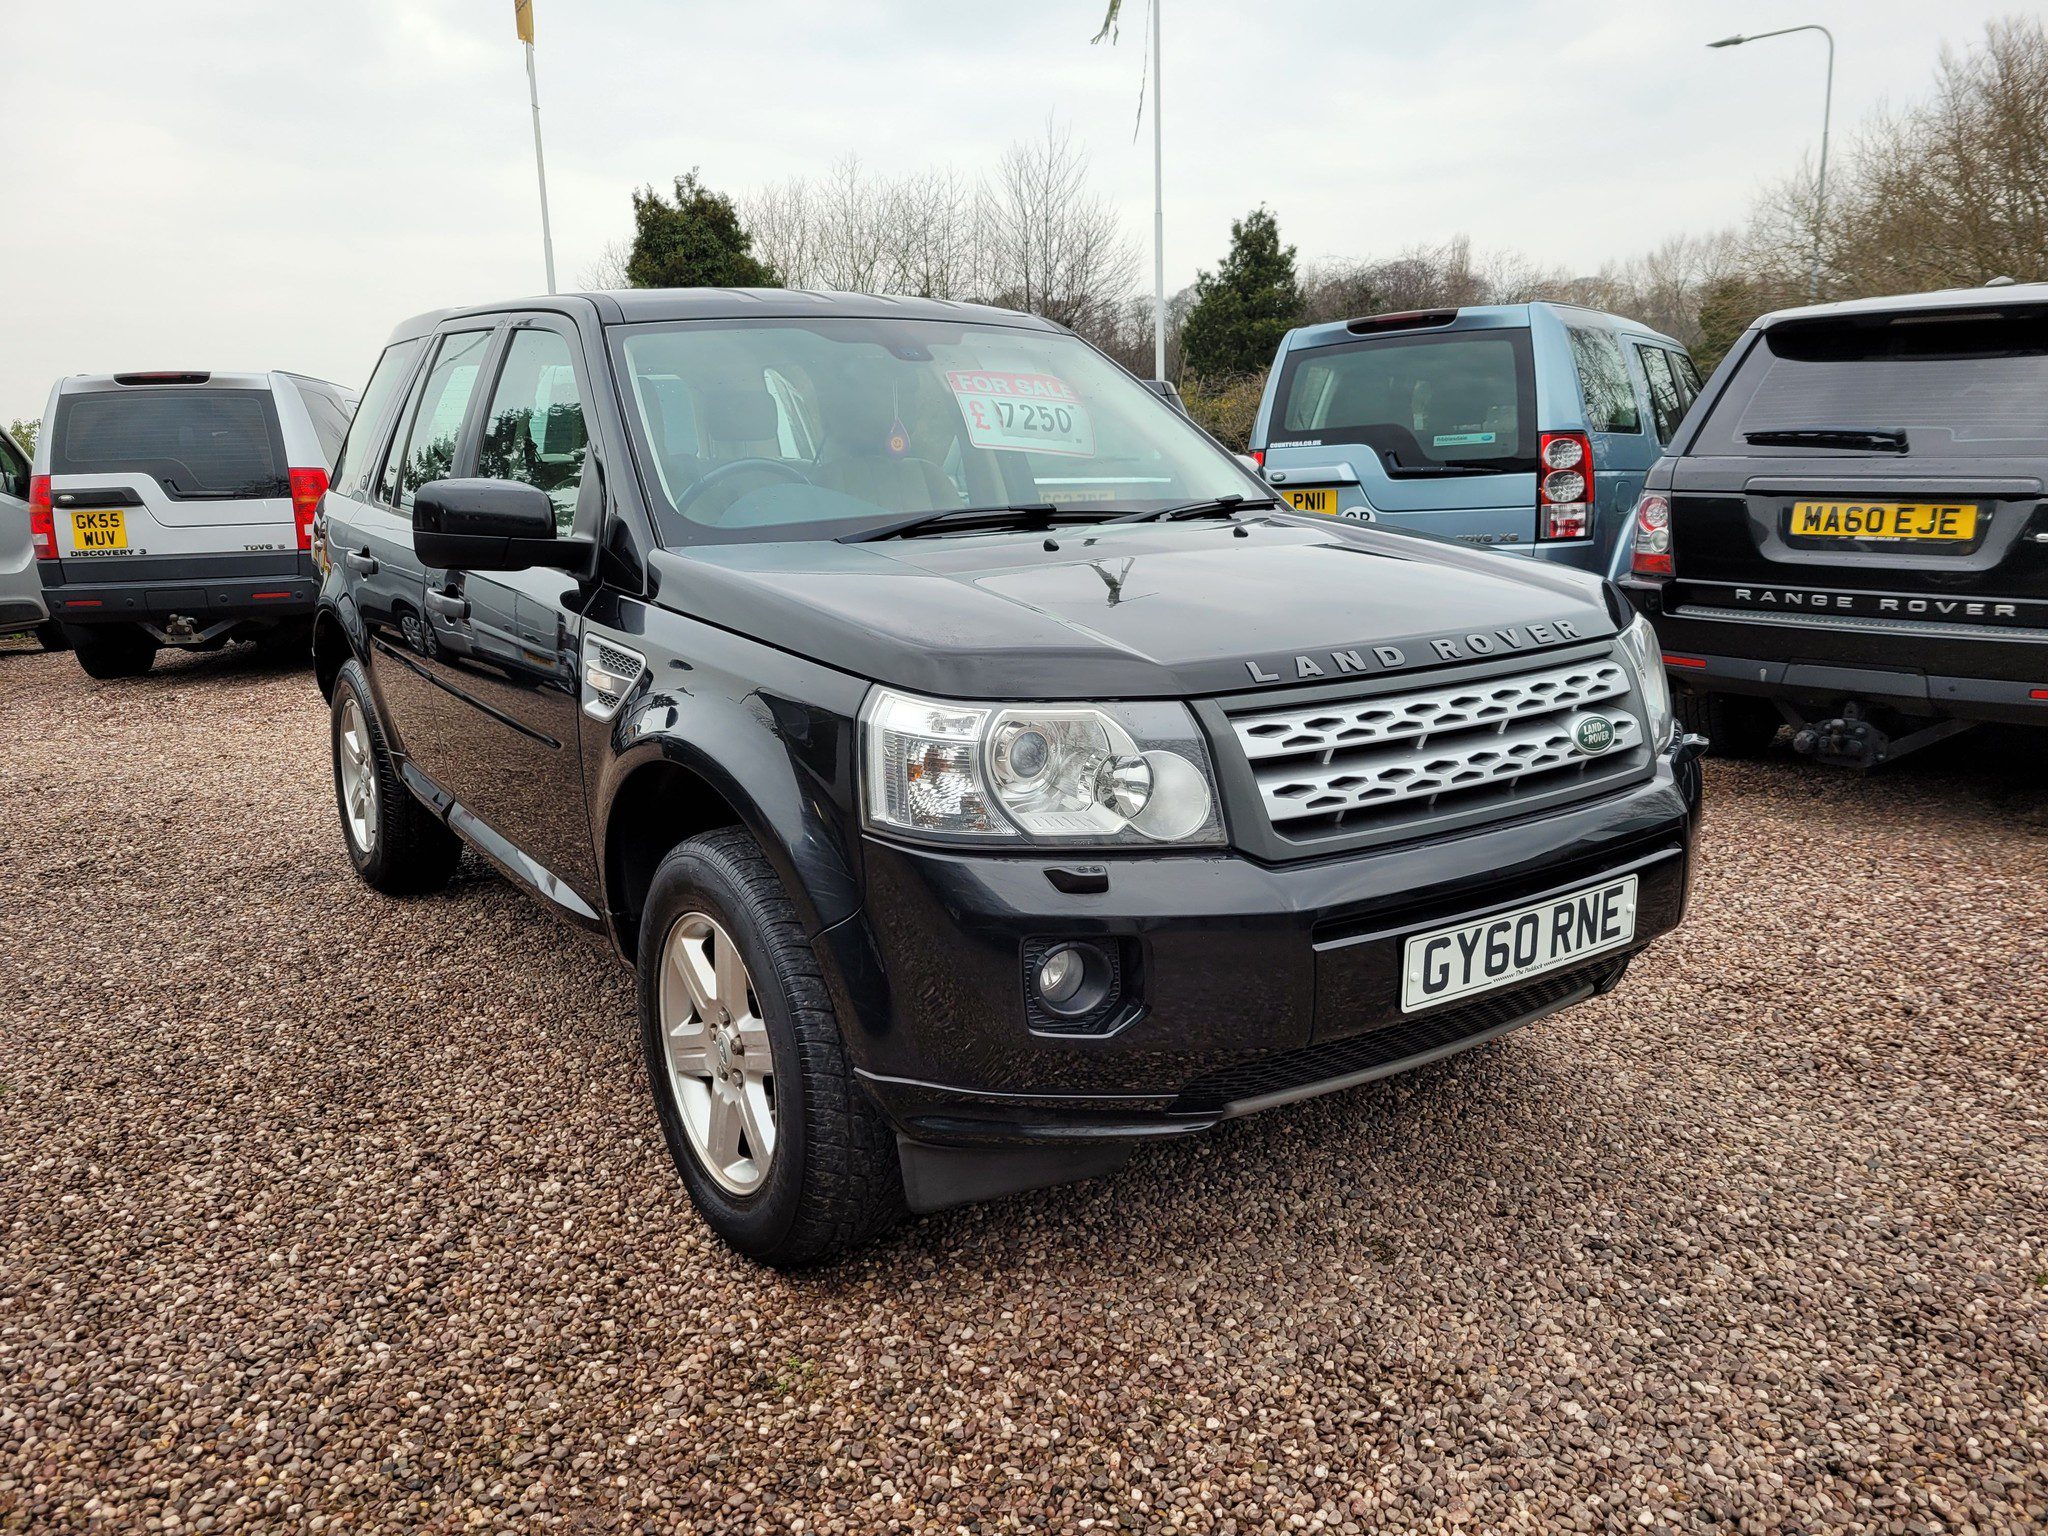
[313,290,1703,1265]
[1619,284,2048,766]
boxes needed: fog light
[1038,947,1084,1006]
[1031,941,1115,1020]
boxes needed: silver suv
[31,370,356,677]
[0,424,56,647]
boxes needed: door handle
[343,548,379,576]
[425,590,469,622]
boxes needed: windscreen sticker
[946,370,1095,457]
[1432,431,1497,446]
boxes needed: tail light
[1629,492,1673,577]
[1537,432,1593,540]
[289,467,328,552]
[28,475,57,560]
[1249,448,1265,470]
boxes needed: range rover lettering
[313,290,1704,1265]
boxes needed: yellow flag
[514,0,534,44]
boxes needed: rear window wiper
[1383,452,1503,477]
[1743,426,1910,453]
[841,503,1069,543]
[1105,493,1281,524]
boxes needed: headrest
[703,385,779,443]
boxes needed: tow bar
[1790,702,1972,769]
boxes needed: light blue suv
[1248,302,1702,573]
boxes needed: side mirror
[1235,453,1264,476]
[413,479,583,571]
[1141,378,1189,416]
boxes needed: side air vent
[582,635,647,721]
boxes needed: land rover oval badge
[1569,712,1618,756]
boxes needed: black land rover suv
[313,291,1704,1265]
[1619,284,2048,767]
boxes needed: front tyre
[638,828,903,1266]
[329,658,461,894]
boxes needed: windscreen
[49,388,287,499]
[1693,307,2048,459]
[612,317,1256,543]
[1268,328,1536,471]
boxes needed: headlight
[861,687,1224,846]
[1616,612,1675,750]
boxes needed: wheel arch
[597,734,862,963]
[312,606,352,700]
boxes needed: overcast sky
[0,0,2027,423]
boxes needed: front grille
[1229,655,1641,839]
[1170,957,1623,1116]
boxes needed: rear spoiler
[1345,310,1458,336]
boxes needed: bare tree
[739,122,1138,345]
[976,120,1139,340]
[1749,17,2048,299]
[577,238,634,291]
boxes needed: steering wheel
[675,457,811,519]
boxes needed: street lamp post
[1709,25,1835,303]
[1151,0,1165,381]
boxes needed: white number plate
[946,369,1094,457]
[1401,875,1638,1013]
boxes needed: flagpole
[1151,0,1165,380]
[525,37,557,294]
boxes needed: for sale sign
[946,370,1095,457]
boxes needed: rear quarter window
[289,379,355,467]
[1565,325,1641,434]
[1694,306,2048,460]
[48,388,287,499]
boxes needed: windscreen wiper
[1743,426,1910,453]
[1383,451,1502,477]
[841,503,1068,543]
[1105,493,1281,524]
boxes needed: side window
[476,328,588,534]
[1566,325,1641,435]
[395,330,493,512]
[333,339,422,496]
[1635,344,1685,445]
[0,433,25,500]
[1672,349,1704,404]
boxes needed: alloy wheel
[657,911,776,1195]
[337,697,379,853]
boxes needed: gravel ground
[1,638,2044,1536]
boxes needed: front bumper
[819,739,1704,1207]
[1627,578,2048,726]
[41,553,317,641]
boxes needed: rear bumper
[40,553,317,635]
[0,594,47,633]
[1626,578,2048,725]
